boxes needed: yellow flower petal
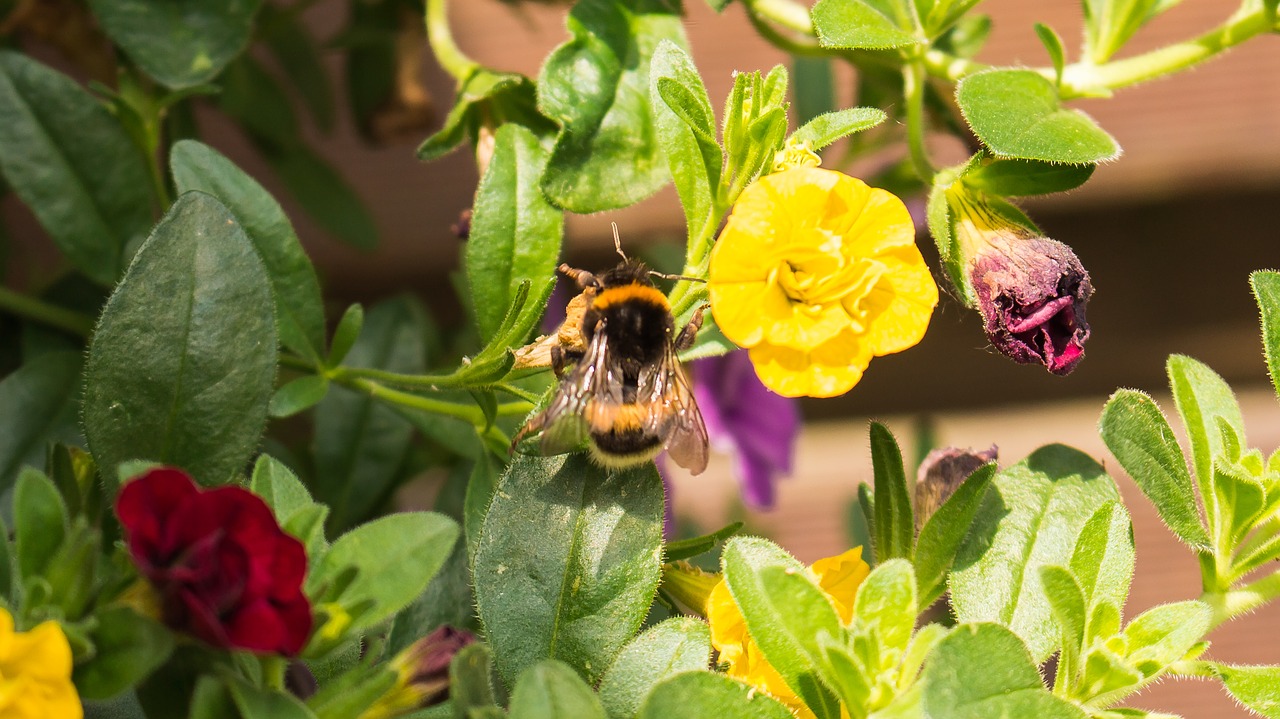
[0,609,82,719]
[748,331,873,398]
[811,548,871,624]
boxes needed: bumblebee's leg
[673,303,708,352]
[559,264,600,291]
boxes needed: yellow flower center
[770,243,887,331]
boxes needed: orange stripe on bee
[592,284,669,311]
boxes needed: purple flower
[692,351,800,508]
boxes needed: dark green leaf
[314,511,459,633]
[721,537,842,719]
[473,454,664,686]
[922,623,1087,719]
[219,54,297,147]
[789,107,886,152]
[812,0,921,49]
[269,375,330,418]
[663,521,743,562]
[538,0,687,212]
[870,422,913,562]
[1209,663,1280,719]
[1167,354,1244,505]
[1099,389,1209,548]
[1034,23,1066,85]
[1069,502,1135,618]
[84,691,148,719]
[340,0,396,140]
[328,304,365,367]
[0,52,151,285]
[962,158,1094,197]
[509,660,606,719]
[386,536,477,654]
[0,352,81,496]
[450,643,500,718]
[956,70,1120,164]
[650,41,720,238]
[792,56,834,126]
[83,192,277,489]
[259,4,334,131]
[73,607,175,700]
[637,671,794,719]
[1251,271,1280,403]
[0,516,13,600]
[14,467,67,578]
[313,298,423,532]
[88,0,260,88]
[467,123,563,342]
[950,444,1119,662]
[915,462,995,607]
[227,676,318,719]
[464,452,500,559]
[170,139,326,361]
[260,142,379,250]
[598,617,711,719]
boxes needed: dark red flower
[115,467,313,656]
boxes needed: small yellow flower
[706,547,870,718]
[709,167,937,397]
[0,608,82,719]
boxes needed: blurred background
[5,0,1280,714]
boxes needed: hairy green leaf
[813,0,921,49]
[14,468,67,579]
[1167,354,1244,516]
[915,462,995,607]
[1069,502,1135,621]
[789,107,886,152]
[651,41,721,237]
[1251,271,1280,404]
[1123,601,1210,676]
[1209,663,1280,719]
[853,559,916,656]
[83,192,277,489]
[598,617,711,719]
[450,643,500,718]
[473,454,663,686]
[1083,0,1159,63]
[870,422,913,562]
[0,52,151,285]
[638,672,793,719]
[962,158,1094,196]
[509,660,606,719]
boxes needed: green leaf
[1040,565,1086,684]
[170,140,326,361]
[464,453,500,560]
[473,454,664,686]
[1167,354,1244,508]
[1083,0,1159,63]
[950,444,1119,662]
[0,516,13,601]
[88,0,260,88]
[956,70,1120,164]
[651,40,721,238]
[227,676,318,719]
[450,643,500,718]
[721,537,842,719]
[467,123,563,343]
[249,454,320,537]
[327,304,365,367]
[1099,389,1209,548]
[1251,271,1280,403]
[508,660,607,719]
[537,0,687,212]
[792,56,835,126]
[1034,23,1066,85]
[789,107,887,152]
[259,141,379,251]
[1123,601,1210,675]
[962,158,1094,196]
[386,522,478,653]
[14,468,67,578]
[598,617,711,719]
[1213,463,1265,546]
[417,69,553,161]
[663,521,743,562]
[83,192,277,489]
[0,52,151,285]
[637,672,794,719]
[852,558,916,656]
[313,298,423,532]
[1069,502,1135,618]
[922,623,1087,719]
[73,607,174,700]
[1209,663,1280,719]
[927,182,971,305]
[915,462,995,606]
[812,0,921,49]
[258,4,334,131]
[0,352,81,495]
[314,511,459,633]
[870,422,913,562]
[268,375,330,418]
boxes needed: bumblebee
[513,258,709,475]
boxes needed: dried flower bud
[915,445,997,530]
[951,187,1093,375]
[363,626,477,719]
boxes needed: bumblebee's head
[598,260,655,289]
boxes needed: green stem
[334,374,531,425]
[262,656,286,691]
[425,0,479,83]
[0,286,94,337]
[1201,568,1280,630]
[902,61,934,181]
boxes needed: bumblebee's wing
[639,343,709,475]
[530,325,618,456]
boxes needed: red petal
[116,468,198,562]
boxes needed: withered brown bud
[915,445,997,530]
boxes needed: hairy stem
[1201,568,1280,630]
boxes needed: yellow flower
[706,547,870,718]
[709,167,938,397]
[0,608,82,719]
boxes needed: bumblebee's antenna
[611,222,628,261]
[649,271,706,283]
